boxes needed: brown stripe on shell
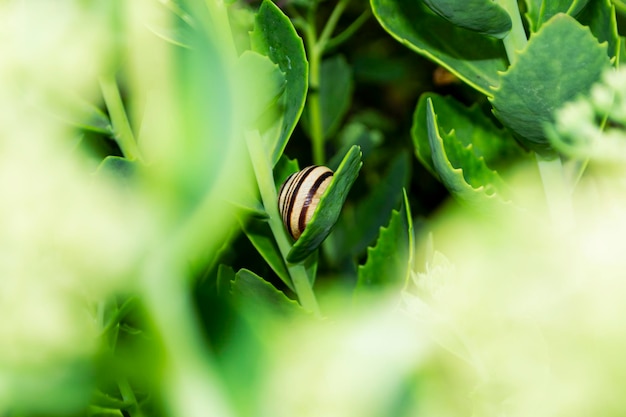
[277,165,334,240]
[297,170,333,236]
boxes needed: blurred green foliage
[4,0,626,416]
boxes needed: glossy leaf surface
[422,98,510,208]
[371,0,508,95]
[250,0,308,166]
[422,0,511,38]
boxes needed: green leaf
[230,269,306,316]
[250,0,308,166]
[371,0,508,95]
[490,14,610,155]
[287,145,363,263]
[577,0,619,62]
[355,189,413,297]
[235,51,286,124]
[302,55,353,140]
[324,151,410,266]
[524,0,590,31]
[273,154,300,191]
[413,93,526,180]
[422,0,512,38]
[424,98,510,208]
[96,156,137,179]
[242,218,293,291]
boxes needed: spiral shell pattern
[278,165,334,240]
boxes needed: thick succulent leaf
[250,0,308,166]
[287,145,363,263]
[422,0,511,38]
[577,0,619,62]
[235,51,286,125]
[425,98,510,208]
[490,14,610,155]
[324,151,410,266]
[355,189,413,297]
[230,269,306,316]
[413,93,526,180]
[524,0,590,31]
[371,0,508,95]
[301,55,353,140]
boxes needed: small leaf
[490,14,610,155]
[524,0,590,31]
[242,218,293,291]
[422,0,512,38]
[96,156,137,180]
[424,98,510,208]
[287,145,363,263]
[324,151,410,266]
[250,0,308,166]
[302,55,353,140]
[230,269,306,316]
[371,0,508,95]
[413,93,526,179]
[355,189,413,297]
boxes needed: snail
[278,165,334,240]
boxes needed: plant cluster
[4,0,626,416]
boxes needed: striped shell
[278,165,334,240]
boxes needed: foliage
[4,0,626,416]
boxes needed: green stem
[118,377,143,417]
[316,0,351,53]
[325,8,371,52]
[246,130,321,317]
[100,76,143,162]
[304,13,325,166]
[497,0,528,64]
[535,154,575,228]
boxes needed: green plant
[4,0,626,416]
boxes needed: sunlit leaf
[490,14,610,155]
[250,0,308,166]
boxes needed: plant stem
[304,14,325,166]
[118,377,143,417]
[497,0,528,64]
[325,8,371,52]
[316,0,351,53]
[303,0,353,165]
[246,130,321,317]
[100,76,143,162]
[535,154,574,228]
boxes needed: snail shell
[278,165,334,240]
